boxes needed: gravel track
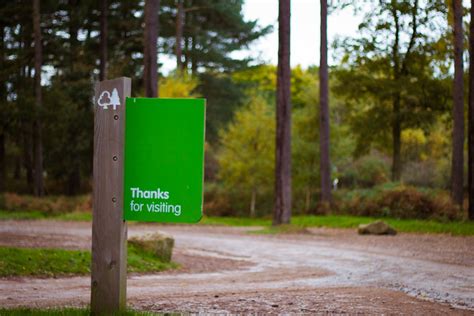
[0,220,473,314]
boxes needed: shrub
[1,193,91,215]
[334,184,461,220]
[339,154,390,188]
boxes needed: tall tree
[468,0,474,220]
[99,0,108,81]
[319,0,331,204]
[273,0,291,225]
[33,0,44,196]
[333,1,449,181]
[144,0,159,97]
[451,0,464,206]
[175,0,184,71]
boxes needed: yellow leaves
[159,73,200,98]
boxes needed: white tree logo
[97,88,120,110]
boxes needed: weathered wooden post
[91,77,131,314]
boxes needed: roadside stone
[128,233,174,262]
[358,220,397,235]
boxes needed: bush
[335,184,461,220]
[0,193,91,215]
[339,154,390,188]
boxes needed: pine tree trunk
[273,0,292,225]
[176,0,184,71]
[319,0,331,204]
[99,0,108,81]
[0,25,5,192]
[468,0,474,220]
[33,0,44,196]
[144,0,159,97]
[452,0,464,206]
[23,133,33,193]
[0,133,4,192]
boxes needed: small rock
[358,220,397,235]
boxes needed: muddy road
[0,220,473,314]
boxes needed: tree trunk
[250,188,256,218]
[273,0,292,226]
[191,35,197,75]
[176,0,184,71]
[451,0,464,206]
[33,0,44,196]
[99,0,108,81]
[305,187,311,213]
[391,94,402,181]
[0,133,4,192]
[468,0,474,220]
[144,0,159,97]
[0,25,5,192]
[319,0,331,204]
[23,134,33,193]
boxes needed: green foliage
[160,0,272,72]
[339,153,391,188]
[0,245,176,277]
[198,72,246,142]
[216,95,275,216]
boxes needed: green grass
[1,209,472,236]
[201,215,474,236]
[0,210,47,220]
[0,245,177,277]
[0,210,91,221]
[0,308,158,316]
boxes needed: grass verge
[0,244,177,277]
[1,209,472,236]
[0,210,92,221]
[201,215,474,236]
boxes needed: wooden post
[91,77,131,314]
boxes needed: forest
[0,0,473,224]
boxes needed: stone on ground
[128,233,174,262]
[358,220,397,235]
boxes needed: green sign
[123,98,206,223]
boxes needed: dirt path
[0,220,473,314]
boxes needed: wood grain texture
[91,77,131,314]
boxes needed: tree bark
[391,5,402,182]
[273,0,291,225]
[99,0,108,81]
[176,0,184,71]
[0,24,5,192]
[0,133,4,192]
[319,0,331,204]
[451,0,464,206]
[144,0,159,97]
[33,0,44,196]
[468,0,474,219]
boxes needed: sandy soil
[0,220,473,314]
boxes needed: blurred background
[0,0,471,222]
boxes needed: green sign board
[123,98,206,223]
